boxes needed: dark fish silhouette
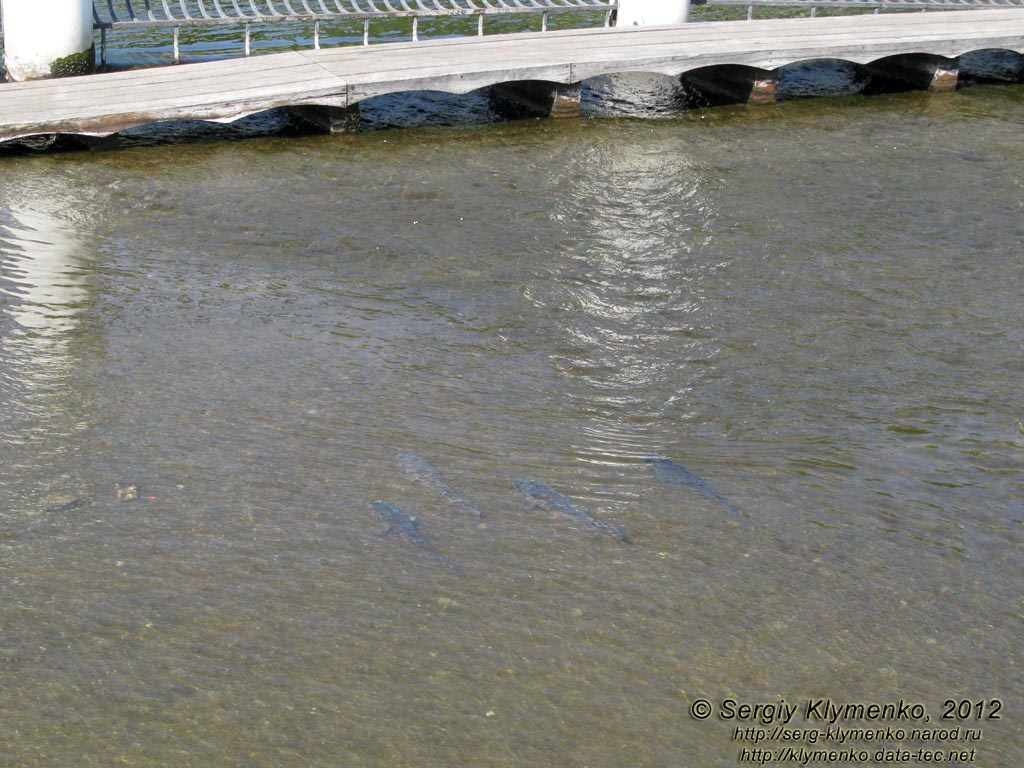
[398,453,483,520]
[643,455,737,515]
[44,498,86,514]
[372,500,460,573]
[513,479,630,543]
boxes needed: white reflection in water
[536,136,722,459]
[0,200,93,438]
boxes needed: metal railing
[7,1,1008,64]
[703,0,1024,20]
[91,0,619,61]
[93,0,619,27]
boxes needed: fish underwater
[372,500,460,573]
[44,498,86,515]
[513,479,630,543]
[643,455,737,515]
[398,453,483,520]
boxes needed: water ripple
[1,205,92,408]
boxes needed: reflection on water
[1,205,90,337]
[0,88,1022,767]
[529,135,722,466]
[0,192,94,466]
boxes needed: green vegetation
[692,5,902,22]
[49,44,95,78]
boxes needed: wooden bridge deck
[1,9,1023,142]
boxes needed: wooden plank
[1,9,1022,142]
[310,9,1024,98]
[0,53,349,137]
[2,54,342,110]
[307,10,1024,70]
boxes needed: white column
[616,0,690,26]
[1,0,94,81]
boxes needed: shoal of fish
[374,453,737,572]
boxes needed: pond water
[0,30,1022,767]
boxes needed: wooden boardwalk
[1,9,1023,142]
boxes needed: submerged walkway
[2,9,1023,142]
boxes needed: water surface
[1,84,1022,767]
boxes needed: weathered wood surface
[1,9,1023,141]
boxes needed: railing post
[1,0,95,81]
[615,0,690,26]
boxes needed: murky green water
[1,71,1023,767]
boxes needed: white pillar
[1,0,94,81]
[616,0,690,26]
